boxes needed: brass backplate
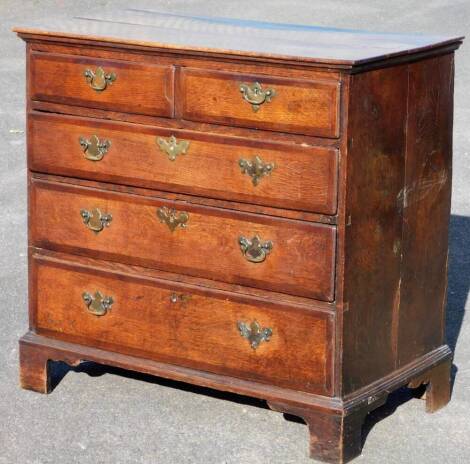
[157,206,189,232]
[79,135,111,161]
[82,291,114,316]
[239,82,276,112]
[84,67,116,92]
[239,235,273,263]
[239,155,275,186]
[237,320,273,349]
[156,136,190,161]
[80,208,112,233]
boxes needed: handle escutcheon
[239,155,275,186]
[239,235,273,263]
[156,136,190,161]
[169,293,191,304]
[82,290,114,316]
[237,320,273,350]
[157,206,189,232]
[84,67,116,92]
[80,208,112,234]
[79,135,111,161]
[239,82,276,112]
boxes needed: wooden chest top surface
[14,9,463,67]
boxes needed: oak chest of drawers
[15,10,463,463]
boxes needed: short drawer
[32,253,333,395]
[30,52,174,117]
[30,179,336,301]
[180,68,340,137]
[29,112,338,215]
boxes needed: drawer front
[33,254,333,395]
[30,52,174,117]
[31,179,336,301]
[29,113,338,215]
[180,68,340,137]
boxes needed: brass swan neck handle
[239,82,276,112]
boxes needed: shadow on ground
[47,214,470,446]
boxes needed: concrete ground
[0,1,469,462]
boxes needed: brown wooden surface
[268,400,374,464]
[397,55,454,366]
[180,68,340,137]
[28,111,338,214]
[331,73,350,397]
[30,51,174,117]
[29,41,341,80]
[30,247,336,315]
[30,177,336,301]
[19,340,52,393]
[19,330,451,409]
[340,54,456,396]
[341,64,408,394]
[31,172,338,225]
[30,99,340,149]
[18,330,452,463]
[17,18,462,462]
[32,252,333,395]
[408,357,452,413]
[424,359,452,413]
[14,9,463,68]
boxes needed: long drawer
[28,112,338,214]
[29,52,175,117]
[30,178,336,301]
[31,252,333,395]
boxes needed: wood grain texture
[28,112,338,214]
[32,252,333,394]
[30,178,336,301]
[30,99,340,149]
[13,9,463,68]
[340,54,457,396]
[30,247,336,315]
[16,16,462,462]
[31,172,337,225]
[408,357,452,413]
[180,68,340,137]
[397,55,454,366]
[30,51,174,117]
[341,64,408,394]
[268,400,374,464]
[19,329,451,407]
[29,40,341,80]
[19,340,52,393]
[18,328,452,463]
[18,327,452,464]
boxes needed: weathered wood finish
[31,172,338,226]
[13,10,463,67]
[18,325,452,464]
[30,177,337,301]
[19,339,52,394]
[341,65,408,393]
[267,400,376,463]
[28,111,338,214]
[397,55,455,367]
[340,54,457,396]
[179,68,340,137]
[30,51,175,117]
[32,252,333,394]
[16,11,463,464]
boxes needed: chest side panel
[396,54,455,366]
[340,54,456,395]
[341,65,408,394]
